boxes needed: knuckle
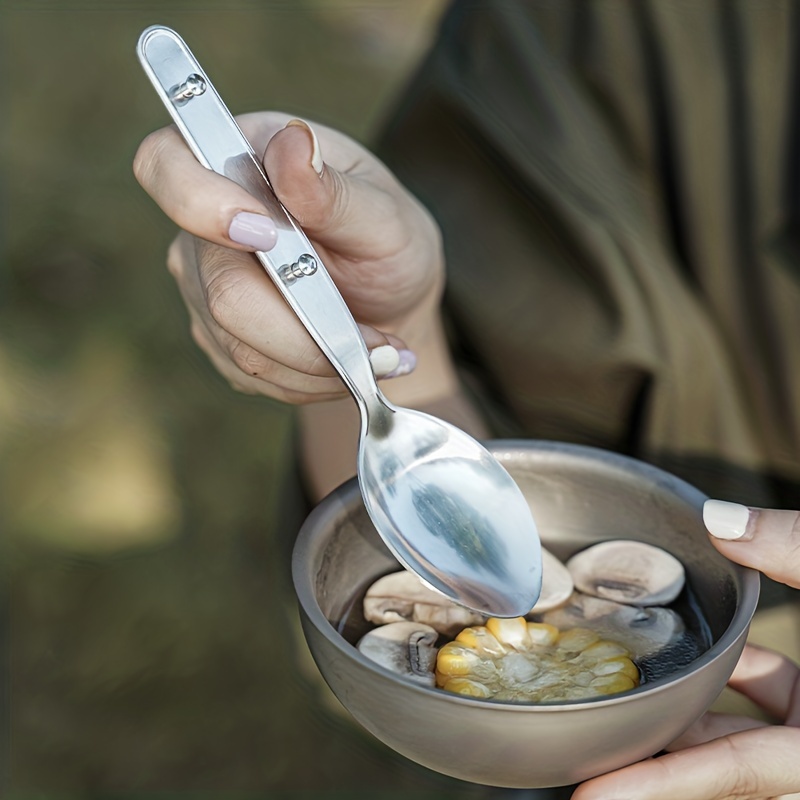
[229,340,268,378]
[205,269,247,329]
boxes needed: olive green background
[0,1,498,795]
[7,3,800,797]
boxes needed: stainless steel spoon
[137,25,542,616]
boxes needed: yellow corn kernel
[581,640,630,659]
[436,642,480,677]
[434,670,447,687]
[556,627,600,653]
[590,673,637,695]
[591,656,639,682]
[526,622,560,646]
[443,677,492,698]
[486,617,530,649]
[455,626,506,655]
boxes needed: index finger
[133,125,278,252]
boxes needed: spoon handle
[137,26,383,414]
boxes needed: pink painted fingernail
[703,499,752,541]
[285,119,325,177]
[228,212,278,251]
[383,349,417,379]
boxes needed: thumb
[263,119,405,260]
[703,499,800,589]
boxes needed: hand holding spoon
[137,26,542,616]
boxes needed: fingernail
[228,212,278,251]
[383,349,417,379]
[285,119,325,177]
[703,499,752,541]
[369,345,400,377]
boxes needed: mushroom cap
[566,540,685,607]
[356,621,439,685]
[540,593,684,659]
[527,547,574,614]
[363,570,485,637]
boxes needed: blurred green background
[0,1,500,795]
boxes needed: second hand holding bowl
[137,26,542,616]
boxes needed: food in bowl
[354,540,710,703]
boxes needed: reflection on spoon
[361,406,542,616]
[411,483,510,576]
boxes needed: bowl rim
[292,439,761,712]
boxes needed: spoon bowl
[360,402,542,615]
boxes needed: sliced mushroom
[566,540,685,607]
[539,593,684,659]
[363,570,485,637]
[528,547,574,614]
[356,621,439,686]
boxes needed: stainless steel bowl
[292,441,760,788]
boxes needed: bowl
[292,441,759,788]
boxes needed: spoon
[137,25,542,616]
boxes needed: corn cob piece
[436,618,640,703]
